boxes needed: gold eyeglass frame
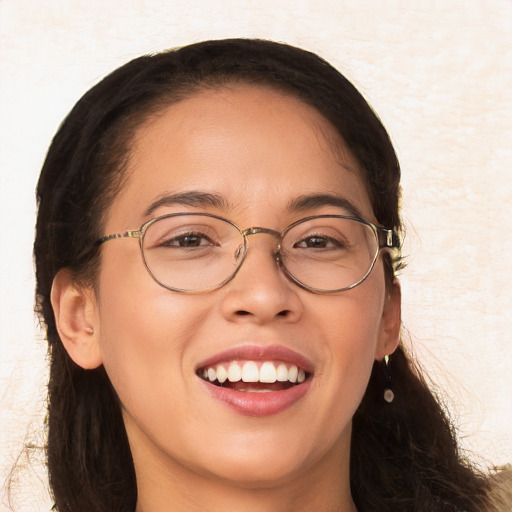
[96,212,399,294]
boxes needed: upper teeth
[201,361,306,384]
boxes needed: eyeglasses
[96,213,399,293]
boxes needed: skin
[52,84,401,512]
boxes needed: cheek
[310,277,385,411]
[317,275,385,359]
[94,252,209,416]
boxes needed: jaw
[127,400,355,512]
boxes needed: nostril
[235,309,289,317]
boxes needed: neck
[130,425,357,512]
[135,468,357,512]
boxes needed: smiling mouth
[196,360,311,392]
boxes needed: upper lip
[195,344,315,374]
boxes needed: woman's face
[87,85,400,489]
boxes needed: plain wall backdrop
[1,1,511,510]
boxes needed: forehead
[108,84,373,227]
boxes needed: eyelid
[292,235,345,249]
[290,226,344,238]
[143,218,218,246]
[162,233,215,248]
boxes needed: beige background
[1,1,511,510]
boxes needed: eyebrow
[286,194,364,219]
[144,191,364,220]
[144,191,228,217]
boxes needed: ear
[375,278,401,360]
[50,269,103,369]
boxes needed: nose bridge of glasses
[243,226,281,238]
[240,226,283,264]
[243,226,282,250]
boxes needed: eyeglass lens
[141,214,379,292]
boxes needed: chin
[190,425,345,490]
[202,456,308,490]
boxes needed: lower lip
[200,379,312,417]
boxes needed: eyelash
[292,233,347,250]
[160,231,216,248]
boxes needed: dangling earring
[383,354,394,403]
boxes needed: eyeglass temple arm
[96,225,399,248]
[377,228,400,249]
[96,230,142,246]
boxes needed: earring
[383,354,394,403]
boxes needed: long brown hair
[35,39,491,511]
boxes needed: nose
[220,232,303,324]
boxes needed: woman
[34,39,500,511]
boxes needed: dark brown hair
[35,39,490,511]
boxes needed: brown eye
[163,232,214,248]
[293,235,344,249]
